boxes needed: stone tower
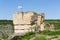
[13,12,45,34]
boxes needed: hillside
[0,20,60,40]
[0,19,60,31]
[0,19,60,27]
[0,20,13,25]
[45,19,60,30]
[0,20,14,40]
[0,20,60,29]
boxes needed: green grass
[16,32,35,40]
[34,36,46,40]
[45,19,60,30]
[0,19,60,29]
[0,20,13,25]
[0,20,14,30]
[41,30,60,35]
[0,19,60,40]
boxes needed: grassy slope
[45,19,60,30]
[0,20,60,40]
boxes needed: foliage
[34,36,46,40]
[17,32,35,40]
[45,19,60,30]
[0,20,60,40]
[0,20,13,25]
[0,19,60,30]
[41,30,60,35]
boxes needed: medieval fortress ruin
[13,12,44,34]
[13,11,54,35]
[0,11,55,40]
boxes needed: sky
[0,0,60,20]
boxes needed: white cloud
[18,6,22,9]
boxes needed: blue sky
[0,0,60,20]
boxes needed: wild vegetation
[0,19,60,40]
[0,20,13,25]
[45,19,60,30]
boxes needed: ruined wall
[13,12,36,34]
[13,12,35,24]
[0,24,13,38]
[37,15,42,26]
[13,12,45,34]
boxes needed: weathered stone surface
[49,24,55,31]
[0,24,13,38]
[13,12,35,24]
[13,12,45,34]
[40,23,45,31]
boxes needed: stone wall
[13,12,45,34]
[13,12,35,24]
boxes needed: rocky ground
[0,24,13,40]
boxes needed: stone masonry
[13,12,45,34]
[8,11,55,40]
